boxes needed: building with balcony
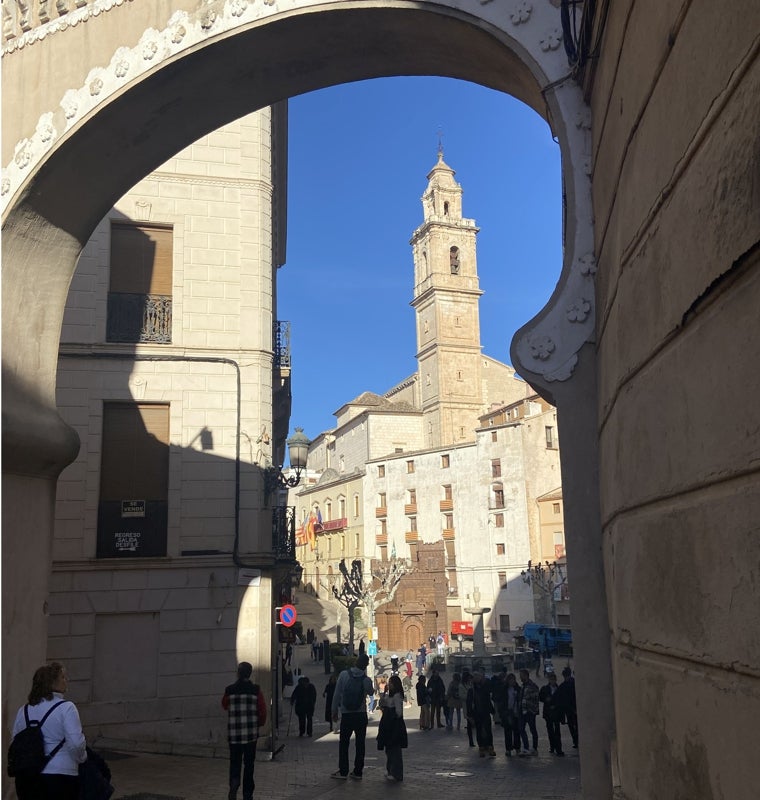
[47,107,292,754]
[295,153,566,651]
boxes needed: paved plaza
[108,652,582,800]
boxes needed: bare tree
[332,556,412,654]
[521,559,567,627]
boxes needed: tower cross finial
[437,127,444,159]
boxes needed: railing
[272,505,296,562]
[273,320,291,368]
[375,506,387,518]
[106,292,172,343]
[439,499,453,511]
[3,0,91,46]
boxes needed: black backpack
[7,701,67,778]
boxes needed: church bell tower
[410,149,484,448]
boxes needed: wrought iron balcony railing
[272,505,296,562]
[106,292,172,344]
[273,320,291,368]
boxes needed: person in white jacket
[12,661,87,799]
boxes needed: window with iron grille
[107,223,173,343]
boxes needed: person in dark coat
[427,668,446,728]
[555,667,578,748]
[415,675,431,730]
[323,675,338,732]
[539,672,564,756]
[466,671,496,757]
[290,676,317,737]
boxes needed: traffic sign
[279,604,297,627]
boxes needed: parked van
[520,623,572,655]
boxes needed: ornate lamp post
[263,427,310,504]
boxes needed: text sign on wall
[121,499,145,518]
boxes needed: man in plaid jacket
[222,662,268,800]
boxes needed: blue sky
[279,76,563,447]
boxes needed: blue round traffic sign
[279,604,297,627]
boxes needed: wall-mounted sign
[121,499,145,518]
[237,568,262,587]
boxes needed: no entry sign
[279,604,297,627]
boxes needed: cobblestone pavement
[108,650,582,800]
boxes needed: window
[455,316,462,328]
[378,492,386,507]
[424,319,430,334]
[459,426,465,438]
[107,223,173,343]
[406,460,415,474]
[554,531,565,545]
[553,502,561,514]
[496,543,506,556]
[380,519,387,535]
[444,513,454,530]
[339,455,345,473]
[545,426,555,448]
[341,535,346,554]
[491,459,501,478]
[493,487,505,509]
[378,465,385,478]
[339,496,346,519]
[498,571,507,588]
[408,488,417,505]
[491,431,498,442]
[409,516,418,532]
[353,494,360,518]
[495,513,504,527]
[444,201,450,216]
[97,402,170,558]
[444,484,452,501]
[325,501,332,521]
[441,454,450,468]
[450,245,460,273]
[355,533,360,553]
[499,614,511,632]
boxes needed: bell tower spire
[410,151,484,448]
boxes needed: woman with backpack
[10,662,87,799]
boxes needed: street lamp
[263,427,310,504]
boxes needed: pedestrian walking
[415,674,432,730]
[518,668,540,755]
[290,676,317,737]
[323,674,337,732]
[11,661,87,800]
[444,673,463,730]
[427,667,446,728]
[222,662,268,800]
[330,653,374,780]
[556,667,578,748]
[539,672,564,756]
[460,671,475,746]
[377,674,408,782]
[466,670,496,757]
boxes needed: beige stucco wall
[590,2,760,797]
[49,110,283,753]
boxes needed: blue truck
[520,623,573,656]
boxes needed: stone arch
[2,1,606,795]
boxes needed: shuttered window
[100,403,169,500]
[97,402,170,558]
[110,223,173,295]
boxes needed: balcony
[375,506,388,518]
[442,528,456,541]
[404,503,417,515]
[106,292,172,343]
[272,505,296,562]
[439,499,453,512]
[405,531,419,543]
[376,533,388,545]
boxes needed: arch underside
[2,1,595,411]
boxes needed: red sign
[279,604,297,627]
[451,620,474,636]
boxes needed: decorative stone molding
[3,0,595,388]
